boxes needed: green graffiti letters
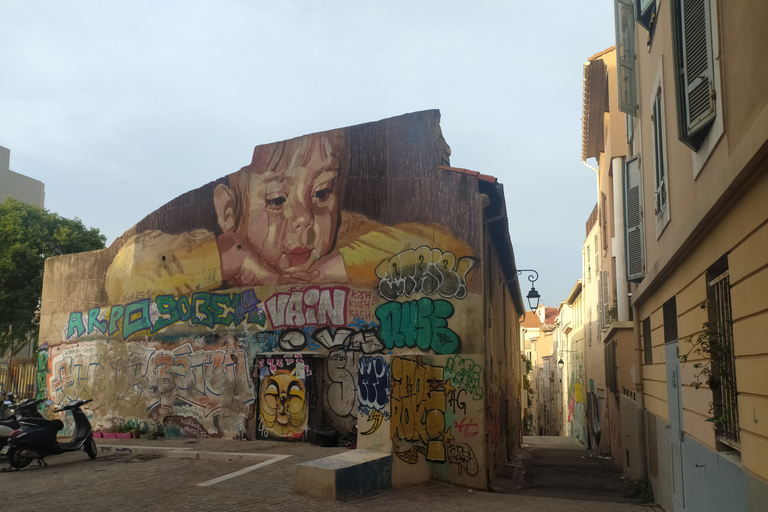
[375,297,460,354]
[65,289,266,341]
[445,355,483,399]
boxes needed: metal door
[665,341,685,511]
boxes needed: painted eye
[314,188,332,201]
[266,196,286,209]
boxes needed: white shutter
[681,0,715,134]
[602,271,611,326]
[624,155,645,282]
[615,0,638,116]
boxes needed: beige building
[0,145,45,207]
[581,1,768,510]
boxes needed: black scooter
[3,398,97,469]
[0,398,51,453]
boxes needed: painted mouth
[285,247,313,268]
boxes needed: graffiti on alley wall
[49,341,254,434]
[256,355,309,440]
[375,247,476,301]
[376,298,460,354]
[65,289,265,341]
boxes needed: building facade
[0,145,45,208]
[38,111,525,490]
[581,1,768,510]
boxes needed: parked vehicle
[0,393,17,420]
[0,398,51,453]
[2,399,96,469]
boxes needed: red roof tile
[438,165,498,184]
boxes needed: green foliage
[0,198,106,353]
[679,301,734,432]
[624,479,654,504]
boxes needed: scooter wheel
[85,436,97,459]
[7,446,33,469]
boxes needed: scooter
[0,398,51,453]
[2,398,97,469]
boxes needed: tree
[0,198,106,354]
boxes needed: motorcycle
[0,398,51,453]
[2,398,97,469]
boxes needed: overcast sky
[0,1,616,308]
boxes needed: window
[615,0,638,116]
[643,317,653,365]
[624,155,645,282]
[651,62,671,237]
[670,0,717,151]
[663,297,678,344]
[706,257,739,449]
[587,245,592,282]
[594,235,599,273]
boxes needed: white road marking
[197,454,292,487]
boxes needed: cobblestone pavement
[0,437,662,512]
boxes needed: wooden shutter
[680,0,715,134]
[663,297,678,343]
[643,317,653,365]
[615,0,638,115]
[624,155,645,282]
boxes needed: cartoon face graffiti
[258,369,308,439]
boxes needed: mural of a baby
[105,130,473,304]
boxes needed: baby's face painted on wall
[243,140,339,273]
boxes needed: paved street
[1,436,661,511]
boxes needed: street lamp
[557,350,578,371]
[511,269,541,311]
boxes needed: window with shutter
[615,0,638,116]
[624,155,645,282]
[643,317,653,365]
[650,61,671,237]
[671,0,717,150]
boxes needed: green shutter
[624,155,645,282]
[615,0,638,116]
[681,0,715,135]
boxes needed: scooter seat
[0,417,18,428]
[19,418,64,431]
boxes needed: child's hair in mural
[213,130,346,286]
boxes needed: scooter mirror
[45,399,53,406]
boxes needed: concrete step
[294,449,392,500]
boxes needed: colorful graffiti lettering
[49,341,254,421]
[36,349,49,400]
[347,290,380,320]
[445,355,483,399]
[376,298,460,355]
[256,356,309,440]
[390,357,449,462]
[326,348,357,418]
[446,441,478,476]
[358,356,389,411]
[375,246,475,301]
[395,445,426,464]
[265,287,348,328]
[361,409,385,435]
[65,289,265,341]
[453,417,479,437]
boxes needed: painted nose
[289,199,312,231]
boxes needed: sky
[0,1,616,308]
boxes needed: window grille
[707,269,739,449]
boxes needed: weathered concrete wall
[38,110,520,489]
